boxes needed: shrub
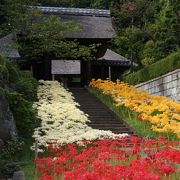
[0,55,19,84]
[122,51,180,85]
[0,138,24,178]
[16,71,38,101]
[0,55,9,83]
[0,54,38,137]
[0,55,37,98]
[5,60,19,83]
[4,89,38,137]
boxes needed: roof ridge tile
[30,6,111,17]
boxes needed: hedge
[122,51,180,85]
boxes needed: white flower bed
[32,80,128,151]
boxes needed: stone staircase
[69,88,136,136]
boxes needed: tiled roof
[31,6,110,17]
[98,49,130,62]
[56,15,115,39]
[95,49,138,66]
[92,60,131,66]
[31,6,115,39]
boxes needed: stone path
[70,88,136,135]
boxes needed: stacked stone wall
[0,91,17,141]
[135,69,180,101]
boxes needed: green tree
[90,0,108,9]
[0,0,39,36]
[141,1,179,65]
[0,0,97,61]
[0,0,7,36]
[110,0,159,69]
[18,15,97,61]
[37,0,92,8]
[114,26,145,67]
[0,54,38,137]
[37,0,111,8]
[110,0,157,29]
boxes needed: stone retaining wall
[135,69,180,101]
[0,91,17,141]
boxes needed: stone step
[91,126,130,130]
[69,88,136,135]
[88,121,125,124]
[80,108,108,110]
[113,131,135,135]
[89,116,114,119]
[80,109,111,111]
[88,123,128,129]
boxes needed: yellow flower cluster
[90,79,180,137]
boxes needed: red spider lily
[157,149,180,163]
[40,174,53,180]
[35,137,179,180]
[153,161,176,175]
[130,136,141,144]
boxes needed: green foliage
[0,55,19,84]
[0,55,38,102]
[0,55,38,137]
[113,26,145,65]
[0,138,24,161]
[0,55,9,82]
[4,89,38,137]
[5,61,19,83]
[0,0,38,36]
[37,0,108,8]
[122,51,180,85]
[33,1,179,68]
[18,138,35,180]
[19,15,97,60]
[90,0,107,8]
[111,0,157,29]
[16,71,38,101]
[111,0,159,67]
[111,0,179,68]
[1,0,179,67]
[141,2,179,63]
[0,138,24,178]
[140,40,156,66]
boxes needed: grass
[88,87,178,141]
[19,138,35,180]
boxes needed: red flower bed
[35,136,180,180]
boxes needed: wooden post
[108,66,111,80]
[52,74,55,81]
[87,60,92,85]
[63,77,68,88]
